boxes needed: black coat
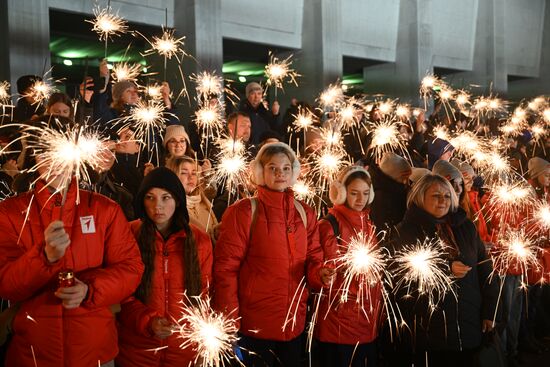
[385,204,498,352]
[238,100,279,146]
[369,164,409,231]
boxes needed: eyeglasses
[167,140,187,146]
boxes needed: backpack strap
[249,197,259,241]
[323,213,341,244]
[293,199,308,229]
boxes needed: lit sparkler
[0,81,10,104]
[264,52,299,97]
[368,119,408,163]
[377,100,394,116]
[87,5,128,57]
[485,182,535,224]
[292,179,316,204]
[209,139,250,198]
[392,238,456,312]
[195,104,225,140]
[454,91,471,110]
[191,71,225,102]
[491,228,541,280]
[144,84,163,100]
[543,108,550,124]
[147,27,186,61]
[334,231,388,307]
[176,295,240,367]
[318,84,345,111]
[111,62,141,82]
[292,108,316,131]
[395,104,411,119]
[23,77,57,108]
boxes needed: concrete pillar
[293,0,343,103]
[0,0,50,103]
[173,0,223,121]
[453,0,508,95]
[507,1,549,99]
[363,0,434,104]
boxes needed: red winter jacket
[468,191,491,243]
[0,180,144,367]
[116,220,213,367]
[316,205,383,345]
[213,186,324,341]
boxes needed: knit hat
[432,159,463,182]
[409,167,431,184]
[17,75,42,94]
[245,82,262,96]
[451,159,475,179]
[528,157,550,179]
[329,165,374,206]
[134,167,188,222]
[379,152,412,183]
[427,138,454,169]
[111,80,136,104]
[163,125,190,148]
[251,142,300,186]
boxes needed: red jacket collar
[256,185,295,209]
[330,204,371,229]
[34,177,79,211]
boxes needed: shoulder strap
[324,213,341,244]
[293,199,308,228]
[249,197,258,241]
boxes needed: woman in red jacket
[116,167,213,367]
[213,142,332,367]
[0,118,144,367]
[316,165,382,367]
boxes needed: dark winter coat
[368,164,409,231]
[385,204,498,352]
[238,99,279,146]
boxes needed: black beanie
[17,75,42,94]
[134,167,188,223]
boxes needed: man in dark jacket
[369,152,412,230]
[238,82,280,146]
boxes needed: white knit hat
[163,125,190,148]
[379,152,412,182]
[250,142,300,186]
[329,165,375,206]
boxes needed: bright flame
[88,6,128,41]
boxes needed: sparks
[0,81,10,104]
[191,71,225,101]
[88,6,128,42]
[491,228,541,280]
[395,104,411,119]
[318,84,345,110]
[368,119,408,163]
[485,182,535,223]
[292,179,316,203]
[377,100,394,116]
[264,52,299,91]
[176,295,240,367]
[392,238,456,312]
[292,108,316,131]
[111,62,141,82]
[146,27,186,61]
[24,79,55,107]
[455,91,471,109]
[335,231,388,306]
[195,103,225,139]
[144,84,163,100]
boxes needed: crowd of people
[0,61,549,367]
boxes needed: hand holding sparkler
[54,279,89,309]
[44,220,71,264]
[319,267,335,286]
[151,317,174,339]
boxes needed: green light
[238,76,246,83]
[58,50,86,58]
[63,59,73,66]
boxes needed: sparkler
[454,91,471,110]
[176,295,240,367]
[191,71,225,102]
[264,52,299,99]
[88,5,128,57]
[111,62,141,82]
[292,108,316,132]
[485,182,535,224]
[208,138,250,199]
[395,104,411,120]
[4,118,112,202]
[318,83,345,111]
[333,231,388,307]
[23,78,56,108]
[142,27,187,80]
[391,238,456,312]
[0,81,10,104]
[194,103,225,147]
[292,179,317,204]
[490,228,541,280]
[309,146,348,188]
[377,100,394,116]
[543,108,550,124]
[368,119,408,163]
[144,84,163,100]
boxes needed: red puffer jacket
[468,190,491,243]
[0,180,144,367]
[213,186,324,341]
[316,205,383,344]
[116,220,213,367]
